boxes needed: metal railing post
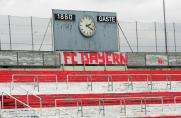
[174,96,177,111]
[66,74,69,89]
[15,99,18,117]
[27,91,29,105]
[1,92,3,109]
[141,98,147,115]
[120,99,126,116]
[147,74,153,90]
[128,75,133,90]
[15,99,17,109]
[77,100,83,117]
[99,99,105,116]
[33,76,36,90]
[83,63,86,71]
[107,75,113,91]
[33,75,39,92]
[166,75,172,90]
[40,97,42,115]
[0,101,1,114]
[11,74,14,91]
[161,97,164,112]
[87,75,93,91]
[56,75,58,90]
[37,78,40,92]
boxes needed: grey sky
[0,0,180,22]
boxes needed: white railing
[54,99,75,118]
[66,73,178,90]
[11,74,58,91]
[174,96,181,111]
[54,96,164,117]
[10,73,178,91]
[10,85,42,109]
[55,98,88,117]
[1,91,47,118]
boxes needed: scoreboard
[52,9,119,52]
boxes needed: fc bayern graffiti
[61,52,128,65]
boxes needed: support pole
[30,16,34,51]
[117,23,133,52]
[0,40,1,50]
[163,0,168,53]
[8,15,12,50]
[39,18,51,51]
[154,22,158,52]
[117,22,121,52]
[136,21,139,52]
[51,18,54,51]
[173,22,176,52]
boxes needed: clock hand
[87,26,94,31]
[86,23,91,27]
[86,23,94,31]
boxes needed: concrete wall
[0,51,181,68]
[0,51,60,67]
[127,52,181,67]
[0,51,17,66]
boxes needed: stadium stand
[1,70,181,117]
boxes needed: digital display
[97,16,117,23]
[54,14,75,21]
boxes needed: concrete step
[1,81,179,95]
[1,109,39,118]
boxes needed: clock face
[79,16,96,37]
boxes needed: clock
[79,16,96,37]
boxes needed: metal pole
[117,23,133,52]
[163,0,168,53]
[51,18,54,51]
[8,15,12,50]
[136,21,139,52]
[117,22,121,52]
[154,22,158,52]
[30,16,34,51]
[0,40,1,50]
[39,18,51,51]
[173,22,176,52]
